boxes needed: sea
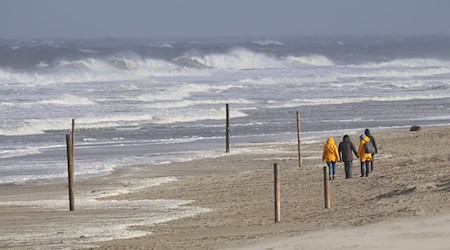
[1,35,450,185]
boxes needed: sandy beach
[0,126,449,249]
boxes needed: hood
[343,135,349,141]
[327,137,335,144]
[365,129,371,137]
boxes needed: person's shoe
[332,176,335,180]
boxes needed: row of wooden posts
[272,164,331,223]
[65,105,332,221]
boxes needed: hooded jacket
[358,136,373,162]
[322,137,340,162]
[338,135,358,162]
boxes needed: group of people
[322,129,378,180]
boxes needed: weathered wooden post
[274,163,281,223]
[225,104,230,153]
[296,111,302,168]
[71,119,75,165]
[66,134,75,211]
[323,166,331,209]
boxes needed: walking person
[358,134,373,177]
[338,135,359,179]
[364,129,378,173]
[322,137,340,180]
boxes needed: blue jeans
[361,161,370,177]
[327,161,336,177]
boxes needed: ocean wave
[0,55,206,84]
[78,48,100,53]
[0,109,248,136]
[147,42,174,48]
[339,67,450,79]
[267,94,450,108]
[143,98,254,109]
[251,39,284,46]
[110,57,178,71]
[286,54,335,66]
[0,67,123,85]
[174,48,283,70]
[136,83,234,102]
[0,147,42,159]
[38,94,96,106]
[355,58,450,68]
[56,58,115,71]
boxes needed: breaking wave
[267,94,450,108]
[251,39,284,46]
[286,54,335,66]
[174,48,283,70]
[356,58,450,68]
[38,94,96,106]
[0,109,249,136]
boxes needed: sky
[1,0,450,39]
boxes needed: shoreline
[5,123,449,187]
[0,126,449,249]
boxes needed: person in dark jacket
[364,129,378,173]
[338,135,359,178]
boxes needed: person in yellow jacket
[358,134,373,177]
[322,137,340,180]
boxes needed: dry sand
[0,126,449,249]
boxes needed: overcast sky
[1,0,450,39]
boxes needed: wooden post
[66,134,75,211]
[296,111,302,168]
[323,166,330,209]
[71,119,75,173]
[274,163,281,223]
[225,104,230,153]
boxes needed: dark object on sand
[410,125,421,132]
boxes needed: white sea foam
[339,67,450,79]
[356,58,450,69]
[267,94,450,108]
[39,94,96,106]
[286,54,335,66]
[151,108,248,124]
[0,115,153,136]
[0,177,211,247]
[148,42,174,48]
[0,108,248,136]
[251,39,284,46]
[234,75,339,86]
[0,147,42,159]
[0,56,208,85]
[176,48,283,70]
[136,83,234,102]
[56,58,114,71]
[144,98,254,109]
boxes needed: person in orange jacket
[358,134,373,177]
[322,137,340,180]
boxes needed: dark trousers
[344,161,353,178]
[369,157,374,172]
[361,161,370,177]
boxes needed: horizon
[2,33,450,41]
